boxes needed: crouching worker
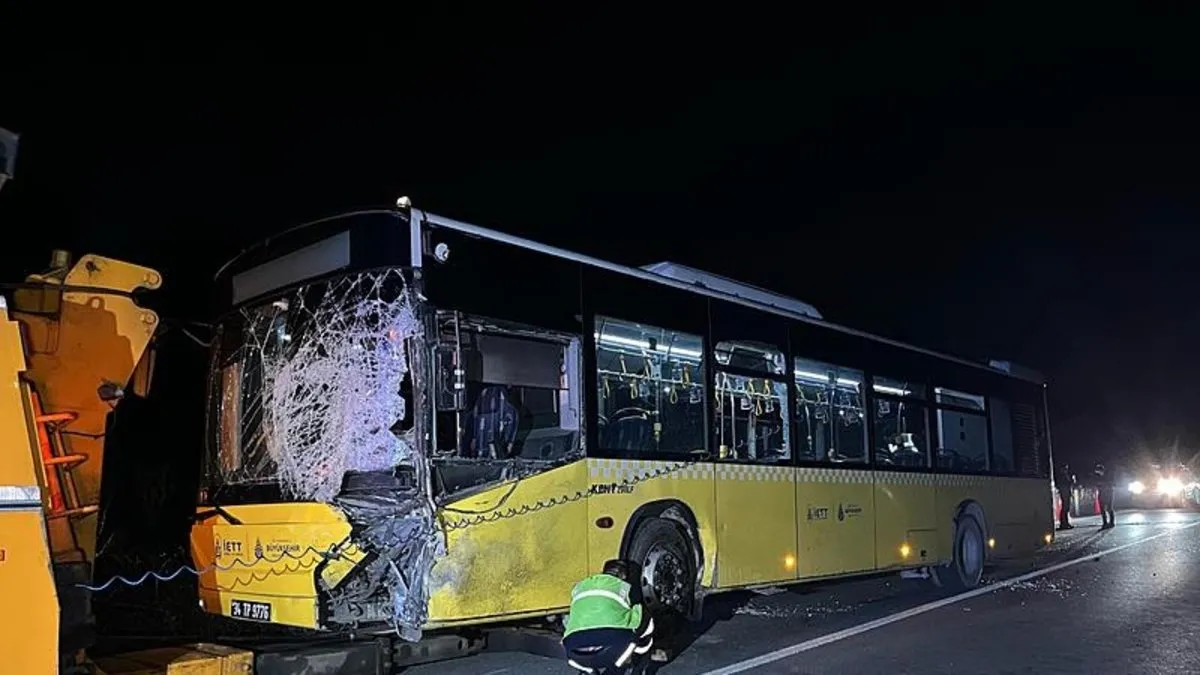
[563,560,656,674]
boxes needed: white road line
[699,521,1200,675]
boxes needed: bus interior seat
[602,408,654,452]
[936,449,982,472]
[516,428,578,461]
[883,447,926,468]
[464,385,519,458]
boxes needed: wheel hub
[642,545,687,610]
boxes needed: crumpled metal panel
[245,269,440,639]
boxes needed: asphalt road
[407,509,1200,674]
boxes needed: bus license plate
[230,599,272,621]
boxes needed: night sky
[5,18,1200,514]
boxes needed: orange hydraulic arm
[0,128,251,674]
[10,252,162,566]
[2,250,162,673]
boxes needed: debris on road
[1006,577,1075,598]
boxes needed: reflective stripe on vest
[571,588,630,609]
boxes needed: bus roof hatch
[640,261,823,320]
[987,359,1046,384]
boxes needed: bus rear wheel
[931,514,985,591]
[627,518,694,616]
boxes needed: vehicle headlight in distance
[1128,480,1145,494]
[1157,477,1183,496]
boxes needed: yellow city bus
[191,204,1055,656]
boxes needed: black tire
[931,514,985,591]
[626,518,695,617]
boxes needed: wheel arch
[618,499,705,599]
[929,499,989,590]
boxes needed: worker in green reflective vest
[563,560,656,674]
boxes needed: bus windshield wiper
[193,503,242,526]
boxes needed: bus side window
[433,317,582,466]
[594,316,706,456]
[870,376,929,469]
[793,357,868,464]
[713,341,790,463]
[988,398,1016,473]
[933,387,989,473]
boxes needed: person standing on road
[1054,462,1076,530]
[1094,462,1116,529]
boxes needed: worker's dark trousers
[564,628,638,673]
[1058,489,1072,526]
[564,617,653,674]
[1098,487,1115,526]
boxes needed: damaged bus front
[191,207,590,642]
[194,211,441,639]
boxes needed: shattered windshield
[204,268,420,501]
[205,306,281,490]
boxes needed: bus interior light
[596,339,915,398]
[793,369,911,396]
[794,370,861,387]
[594,332,703,359]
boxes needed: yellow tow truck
[0,126,253,674]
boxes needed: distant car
[1123,464,1194,509]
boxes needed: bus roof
[419,210,1046,386]
[213,207,1045,386]
[640,261,824,320]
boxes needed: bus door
[793,359,876,577]
[712,373,798,587]
[870,378,939,569]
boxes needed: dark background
[4,13,1199,627]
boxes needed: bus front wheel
[931,514,985,591]
[628,518,695,617]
